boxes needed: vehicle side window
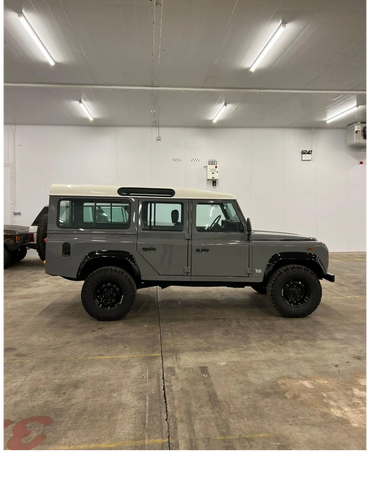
[58,200,130,229]
[142,202,183,231]
[196,202,244,233]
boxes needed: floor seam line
[156,286,171,450]
[6,363,37,405]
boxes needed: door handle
[142,247,156,252]
[196,248,209,253]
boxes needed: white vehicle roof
[49,184,236,200]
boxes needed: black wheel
[81,267,136,321]
[251,285,267,295]
[267,264,322,318]
[11,246,27,263]
[36,213,48,261]
[4,247,11,269]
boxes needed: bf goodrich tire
[4,247,11,269]
[81,267,136,321]
[251,285,267,295]
[11,246,27,263]
[267,264,322,318]
[36,213,48,261]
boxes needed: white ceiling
[4,0,367,128]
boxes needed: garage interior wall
[3,124,365,252]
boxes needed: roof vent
[117,187,175,197]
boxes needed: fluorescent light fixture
[250,22,286,72]
[79,100,94,121]
[18,12,55,66]
[326,104,358,124]
[213,103,228,123]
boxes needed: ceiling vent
[346,122,366,147]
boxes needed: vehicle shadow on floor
[38,289,275,319]
[5,256,44,271]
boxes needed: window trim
[194,200,244,233]
[140,200,184,232]
[57,198,131,230]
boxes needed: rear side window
[141,202,183,231]
[58,199,130,229]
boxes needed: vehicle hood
[251,230,317,241]
[4,225,29,235]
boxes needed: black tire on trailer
[11,246,27,263]
[251,285,267,294]
[4,246,11,269]
[36,213,48,261]
[267,264,322,318]
[81,266,137,321]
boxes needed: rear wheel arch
[263,252,325,284]
[78,251,141,284]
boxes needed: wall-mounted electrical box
[346,122,366,147]
[207,159,219,186]
[301,150,313,161]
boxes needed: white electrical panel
[207,160,219,181]
[301,150,313,161]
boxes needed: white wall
[3,124,366,252]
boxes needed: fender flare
[77,250,141,280]
[263,252,326,282]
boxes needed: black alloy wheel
[93,282,124,310]
[282,280,309,308]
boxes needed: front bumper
[323,272,335,282]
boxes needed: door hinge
[185,233,191,240]
[245,267,252,275]
[183,266,191,273]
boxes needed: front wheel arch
[263,253,325,285]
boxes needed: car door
[191,200,249,277]
[137,199,189,276]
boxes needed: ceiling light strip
[79,100,94,121]
[326,104,358,124]
[213,103,227,123]
[250,22,286,72]
[18,12,55,66]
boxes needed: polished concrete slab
[4,251,366,449]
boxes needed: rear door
[137,199,189,276]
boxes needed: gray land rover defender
[45,184,335,321]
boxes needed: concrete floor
[4,251,366,450]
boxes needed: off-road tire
[36,213,48,261]
[251,285,267,294]
[81,266,136,321]
[11,246,27,263]
[267,264,322,318]
[4,247,11,269]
